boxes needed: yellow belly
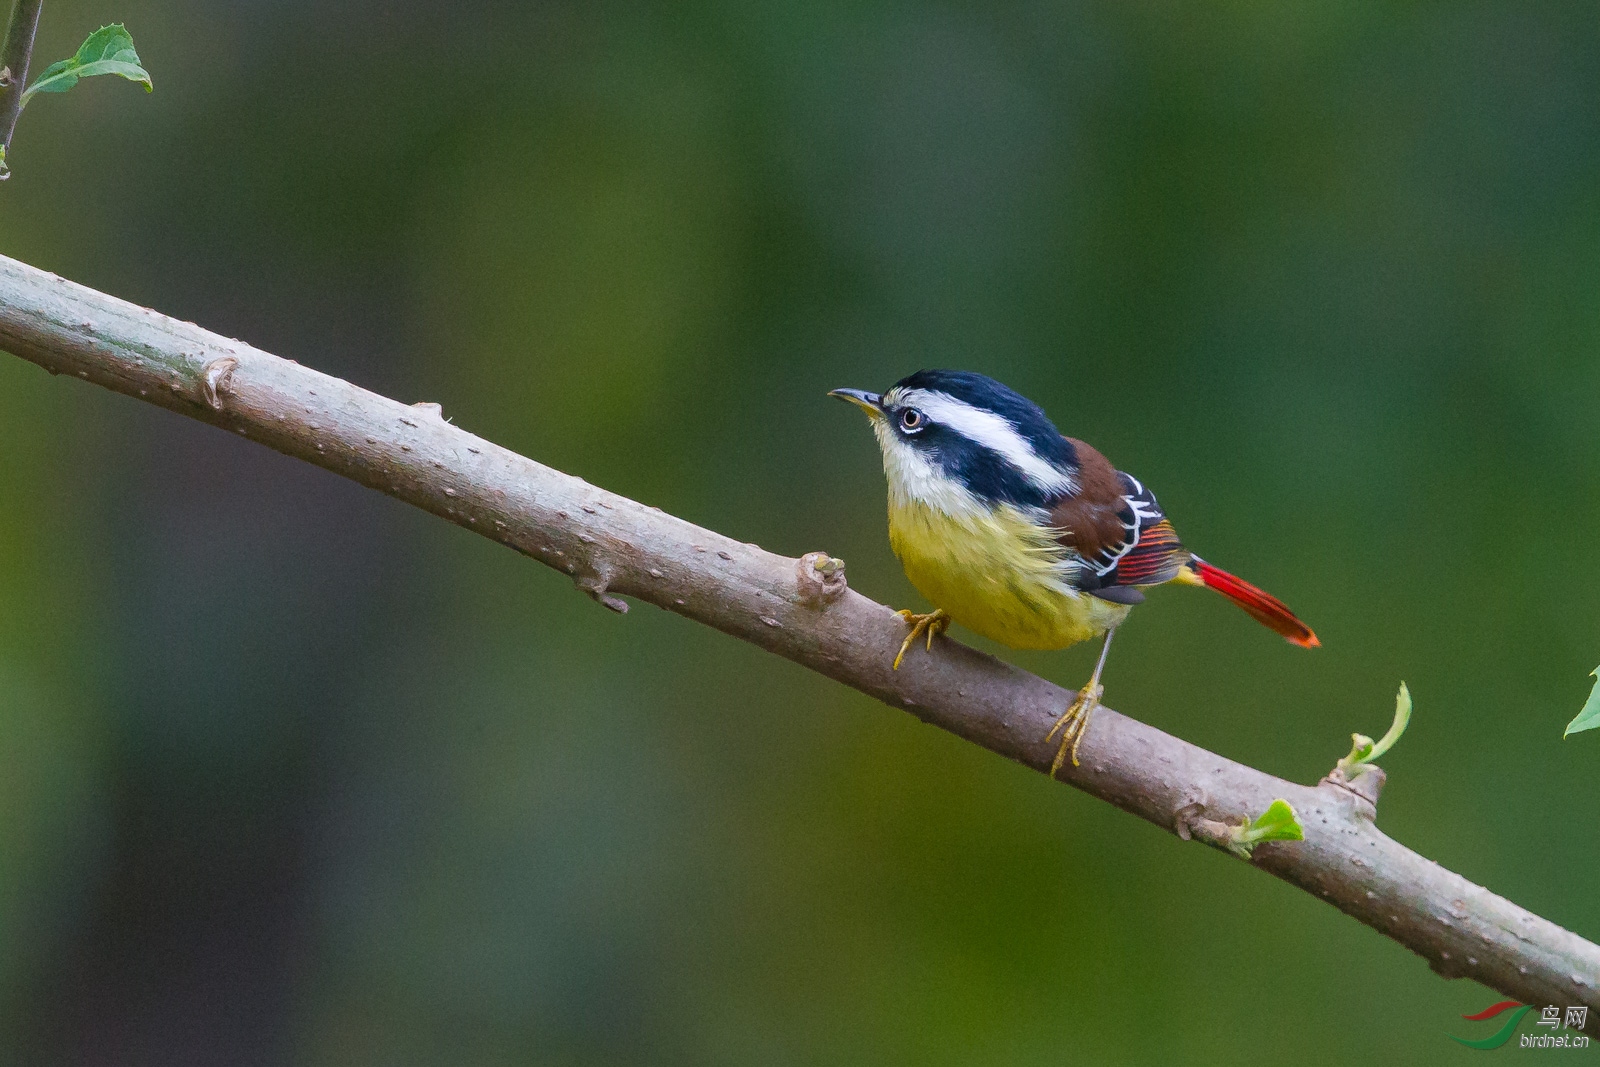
[887,499,1129,651]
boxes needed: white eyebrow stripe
[894,388,1076,494]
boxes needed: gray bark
[0,0,42,163]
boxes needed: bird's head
[830,370,1079,513]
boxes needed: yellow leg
[892,608,950,670]
[1045,627,1117,776]
[1046,683,1102,775]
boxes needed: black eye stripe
[887,370,1075,470]
[913,423,1052,508]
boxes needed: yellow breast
[887,498,1129,651]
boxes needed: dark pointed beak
[828,388,884,418]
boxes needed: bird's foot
[1046,682,1103,776]
[892,608,950,670]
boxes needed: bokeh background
[1,1,1598,1062]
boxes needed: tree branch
[0,251,1594,1026]
[0,0,42,168]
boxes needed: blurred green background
[0,0,1597,1062]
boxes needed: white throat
[871,416,987,518]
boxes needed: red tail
[1192,559,1319,648]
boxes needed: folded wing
[1048,438,1191,602]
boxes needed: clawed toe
[1046,683,1102,776]
[892,609,950,670]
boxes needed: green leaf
[1564,666,1600,738]
[1339,733,1375,769]
[1366,682,1411,762]
[1337,683,1412,773]
[21,25,151,105]
[1227,799,1305,859]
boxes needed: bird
[830,369,1317,775]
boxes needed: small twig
[0,0,42,168]
[0,251,1595,1029]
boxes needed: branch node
[1180,799,1304,859]
[1172,800,1206,841]
[1184,815,1239,851]
[200,356,238,411]
[574,562,628,615]
[412,401,446,421]
[1319,764,1385,818]
[796,551,847,607]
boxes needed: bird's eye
[899,408,924,432]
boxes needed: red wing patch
[1110,519,1188,586]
